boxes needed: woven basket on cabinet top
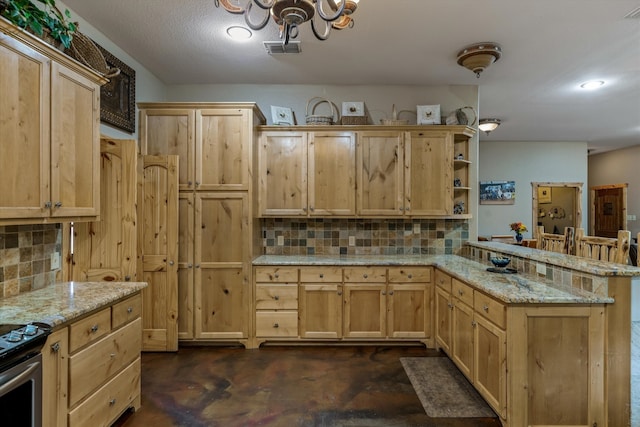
[305,97,339,125]
[66,31,120,79]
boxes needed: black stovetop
[0,323,51,369]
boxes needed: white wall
[59,1,168,141]
[588,144,640,238]
[478,141,588,239]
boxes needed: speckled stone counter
[253,254,612,304]
[0,281,147,327]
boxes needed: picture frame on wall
[537,186,552,203]
[417,104,441,125]
[95,42,136,133]
[479,180,516,205]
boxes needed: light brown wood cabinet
[0,20,103,223]
[299,267,344,339]
[258,131,356,216]
[254,267,299,342]
[42,328,69,427]
[140,103,265,347]
[258,125,474,218]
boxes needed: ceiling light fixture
[226,25,253,40]
[478,118,501,135]
[215,0,359,44]
[580,80,605,90]
[457,42,502,78]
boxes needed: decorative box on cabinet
[0,18,104,224]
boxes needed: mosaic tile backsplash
[0,224,62,298]
[261,218,470,255]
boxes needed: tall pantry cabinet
[139,103,265,346]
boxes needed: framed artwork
[95,42,136,133]
[271,106,294,125]
[537,186,552,203]
[341,101,365,116]
[479,180,516,205]
[417,104,441,125]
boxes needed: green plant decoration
[1,0,77,49]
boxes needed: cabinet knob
[195,181,200,187]
[127,307,133,313]
[54,201,62,208]
[196,264,200,268]
[310,206,314,211]
[319,273,324,278]
[389,291,394,295]
[483,305,489,312]
[90,325,99,333]
[274,274,279,278]
[124,275,131,281]
[188,180,193,186]
[363,274,368,279]
[273,323,279,328]
[109,398,116,406]
[382,290,386,295]
[447,302,453,309]
[51,342,60,353]
[188,263,193,268]
[407,274,413,279]
[471,321,477,327]
[274,295,279,300]
[337,291,342,296]
[110,353,116,358]
[458,289,464,296]
[169,260,175,266]
[44,201,52,208]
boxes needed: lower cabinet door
[299,284,343,339]
[451,300,474,380]
[256,311,298,337]
[343,284,386,338]
[68,358,141,427]
[387,283,431,339]
[474,315,507,419]
[435,287,452,354]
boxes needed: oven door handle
[0,361,39,395]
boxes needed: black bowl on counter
[490,257,511,268]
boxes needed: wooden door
[258,131,308,216]
[435,286,452,354]
[194,192,250,340]
[137,155,179,351]
[592,184,627,237]
[42,328,69,427]
[197,108,250,191]
[299,284,343,339]
[139,108,195,191]
[474,315,507,418]
[177,192,195,340]
[50,62,100,218]
[405,131,453,216]
[308,132,356,216]
[387,283,431,339]
[343,284,386,338]
[451,299,474,380]
[73,138,137,281]
[356,131,404,216]
[0,33,50,219]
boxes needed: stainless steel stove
[0,323,50,369]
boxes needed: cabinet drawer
[299,267,342,283]
[69,318,142,407]
[452,279,473,307]
[388,267,432,283]
[255,267,298,283]
[69,308,111,353]
[112,294,142,330]
[434,269,452,292]
[255,284,298,310]
[256,311,298,337]
[474,292,506,329]
[343,267,386,282]
[68,358,141,427]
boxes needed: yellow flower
[509,222,527,233]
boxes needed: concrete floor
[113,346,501,427]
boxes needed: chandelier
[215,0,360,44]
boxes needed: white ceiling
[63,0,640,153]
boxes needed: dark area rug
[401,357,497,418]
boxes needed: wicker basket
[66,31,120,79]
[341,115,369,125]
[306,97,339,125]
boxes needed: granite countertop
[253,255,613,305]
[468,241,640,277]
[0,281,147,328]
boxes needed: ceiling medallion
[215,0,359,44]
[457,42,502,78]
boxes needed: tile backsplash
[0,224,62,298]
[261,218,469,255]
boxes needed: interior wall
[478,141,588,239]
[59,1,168,141]
[588,144,640,238]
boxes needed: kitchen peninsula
[252,244,640,427]
[0,281,147,427]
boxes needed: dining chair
[537,226,574,254]
[574,228,631,264]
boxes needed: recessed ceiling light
[226,26,252,41]
[580,80,605,90]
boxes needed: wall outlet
[536,263,546,276]
[50,253,61,270]
[277,235,284,246]
[413,223,421,234]
[628,214,637,221]
[349,236,356,246]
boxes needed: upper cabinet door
[405,131,453,216]
[140,108,195,191]
[258,131,308,216]
[0,32,51,219]
[308,132,356,216]
[50,62,100,218]
[196,109,250,191]
[356,131,404,216]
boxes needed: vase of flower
[509,222,528,243]
[515,233,523,243]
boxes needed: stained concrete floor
[114,346,501,427]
